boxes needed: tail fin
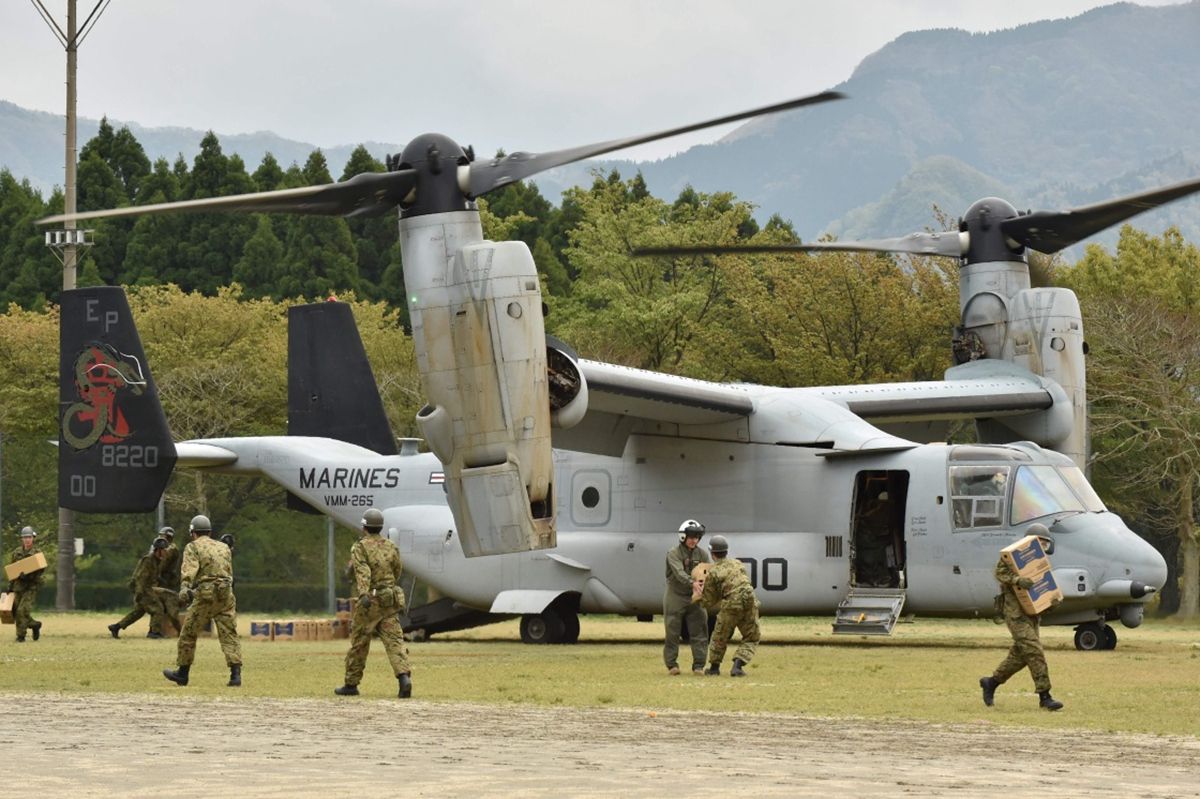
[286,301,397,513]
[58,287,177,511]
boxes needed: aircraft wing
[579,360,755,424]
[813,361,1054,423]
[554,357,1068,456]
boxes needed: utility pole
[33,0,113,610]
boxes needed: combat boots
[228,665,242,687]
[107,623,121,639]
[731,658,747,677]
[31,621,42,641]
[704,663,720,676]
[163,664,190,686]
[1039,691,1064,711]
[979,676,999,707]
[398,673,412,699]
[334,684,360,696]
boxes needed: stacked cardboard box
[1000,535,1064,615]
[4,552,48,582]
[0,592,13,624]
[272,621,295,641]
[249,621,273,641]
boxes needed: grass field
[2,611,1198,737]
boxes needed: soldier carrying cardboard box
[980,523,1064,711]
[7,526,45,643]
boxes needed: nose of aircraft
[1126,528,1169,593]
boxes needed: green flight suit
[699,556,761,667]
[663,541,711,671]
[176,535,241,668]
[7,544,44,640]
[990,557,1051,693]
[116,552,175,632]
[343,533,410,686]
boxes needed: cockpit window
[1059,465,1107,513]
[950,465,1010,530]
[1010,464,1086,525]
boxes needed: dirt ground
[4,692,1199,797]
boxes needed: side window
[949,465,1010,530]
[570,469,612,527]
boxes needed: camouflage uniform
[990,556,1051,692]
[343,534,410,686]
[663,541,711,671]
[7,544,45,640]
[116,552,174,632]
[175,535,241,668]
[158,542,182,591]
[699,557,761,667]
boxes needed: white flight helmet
[678,519,706,542]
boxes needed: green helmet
[19,525,36,539]
[159,526,175,540]
[362,508,385,530]
[189,515,212,534]
[709,534,729,556]
[152,537,169,552]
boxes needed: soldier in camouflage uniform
[156,527,182,591]
[108,538,178,638]
[7,526,45,642]
[335,508,412,698]
[149,527,180,637]
[695,534,760,676]
[979,529,1063,711]
[663,519,711,675]
[163,515,242,688]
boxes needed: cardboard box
[1001,535,1063,615]
[249,621,273,642]
[335,597,353,614]
[4,552,48,582]
[273,621,295,641]
[0,592,13,624]
[1000,535,1049,576]
[1016,569,1063,616]
[331,617,351,639]
[316,619,333,641]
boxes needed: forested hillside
[2,117,1198,617]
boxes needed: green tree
[1059,225,1200,617]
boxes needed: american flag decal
[429,471,445,485]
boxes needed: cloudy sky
[0,1,1186,160]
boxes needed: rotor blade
[37,169,418,226]
[468,90,846,198]
[1001,175,1200,253]
[633,231,968,259]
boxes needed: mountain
[4,2,1200,251]
[0,101,403,196]
[537,1,1200,249]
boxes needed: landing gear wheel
[520,612,566,644]
[561,613,580,644]
[1073,622,1106,651]
[1101,624,1118,650]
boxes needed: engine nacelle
[403,211,555,557]
[957,272,1087,468]
[547,338,588,430]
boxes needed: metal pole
[56,0,78,611]
[326,516,336,613]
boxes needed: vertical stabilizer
[58,287,177,511]
[287,301,397,454]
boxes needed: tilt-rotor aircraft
[43,92,1193,650]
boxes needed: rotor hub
[961,197,1024,264]
[394,133,474,218]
